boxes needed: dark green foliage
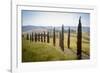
[59,32,62,47]
[41,33,43,42]
[30,33,32,41]
[61,25,64,51]
[26,33,29,40]
[47,32,50,43]
[38,33,40,42]
[53,27,56,46]
[77,16,82,59]
[31,32,34,42]
[39,33,40,41]
[68,27,70,48]
[44,32,46,42]
[35,33,37,42]
[22,34,24,38]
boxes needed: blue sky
[22,10,90,27]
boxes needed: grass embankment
[22,38,76,62]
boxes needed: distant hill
[22,25,90,33]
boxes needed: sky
[22,10,90,27]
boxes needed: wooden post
[53,27,56,46]
[67,27,70,48]
[77,16,82,59]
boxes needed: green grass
[22,32,90,62]
[22,38,77,62]
[49,32,90,55]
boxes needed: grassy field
[47,32,90,55]
[22,32,90,62]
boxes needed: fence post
[67,27,70,48]
[53,27,56,46]
[61,25,64,51]
[77,16,82,59]
[47,32,50,43]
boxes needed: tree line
[23,16,82,59]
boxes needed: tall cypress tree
[59,32,62,47]
[77,16,82,59]
[26,33,29,40]
[44,31,46,42]
[32,32,34,42]
[68,27,70,48]
[30,33,32,41]
[35,33,37,42]
[53,27,56,46]
[47,32,50,43]
[41,33,43,42]
[61,25,64,51]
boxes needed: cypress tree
[22,34,24,38]
[68,27,70,48]
[59,32,62,47]
[35,33,37,42]
[61,25,64,51]
[37,33,38,41]
[53,27,56,46]
[39,33,40,41]
[77,16,82,59]
[44,32,46,42]
[47,32,50,43]
[32,32,34,42]
[41,33,43,42]
[30,33,32,41]
[26,33,29,40]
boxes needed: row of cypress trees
[53,16,82,59]
[25,16,82,59]
[26,32,50,43]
